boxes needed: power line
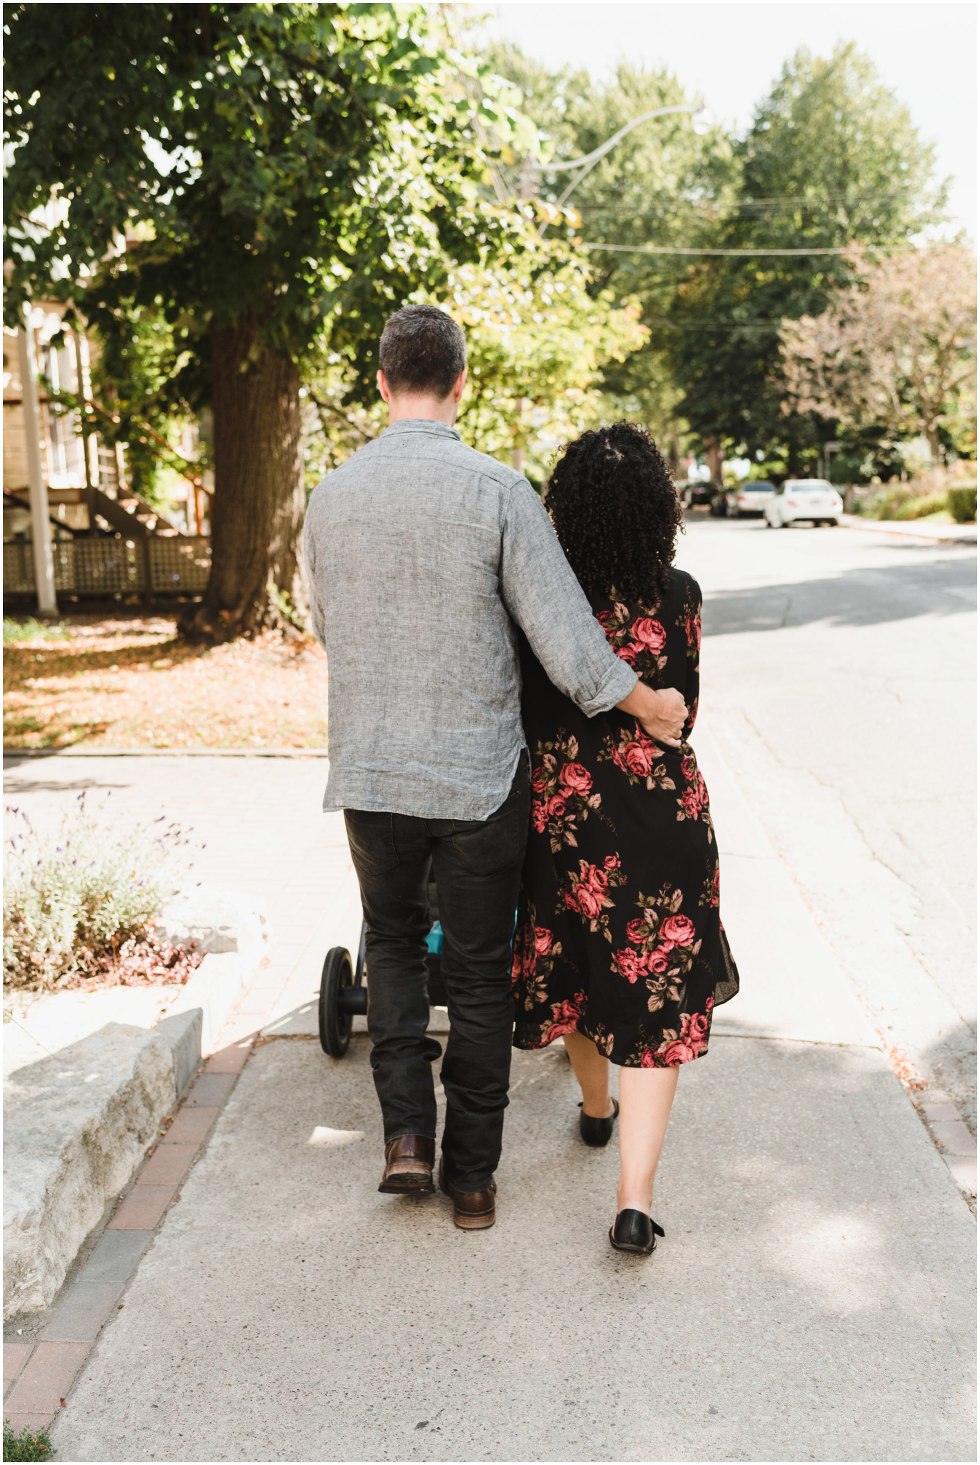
[582,242,921,257]
[574,189,919,211]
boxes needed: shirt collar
[380,418,462,442]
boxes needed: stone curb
[2,938,297,1434]
[2,1039,252,1433]
[2,901,267,1320]
[912,1088,978,1208]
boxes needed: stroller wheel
[319,946,355,1057]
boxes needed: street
[683,513,977,1127]
[4,513,976,1462]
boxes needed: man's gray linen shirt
[302,418,638,821]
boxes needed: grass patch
[2,1420,54,1461]
[3,618,70,645]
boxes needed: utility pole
[16,304,57,615]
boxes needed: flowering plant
[3,794,202,992]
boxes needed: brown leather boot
[378,1135,435,1194]
[438,1159,496,1230]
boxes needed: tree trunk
[183,316,306,642]
[705,436,723,483]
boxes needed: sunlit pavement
[4,513,976,1462]
[681,511,976,1129]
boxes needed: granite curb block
[3,1049,249,1432]
[2,897,268,1320]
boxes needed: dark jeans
[344,759,529,1191]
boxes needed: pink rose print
[533,927,554,956]
[658,1037,697,1063]
[661,914,696,947]
[632,617,667,654]
[614,948,643,984]
[546,793,568,820]
[625,917,649,946]
[542,992,587,1042]
[659,1009,711,1065]
[559,762,592,795]
[614,740,654,778]
[528,732,600,853]
[569,884,605,920]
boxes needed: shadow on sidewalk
[49,1024,977,1464]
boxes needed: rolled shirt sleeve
[499,476,637,716]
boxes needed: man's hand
[616,682,688,748]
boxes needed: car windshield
[741,483,774,491]
[786,480,833,492]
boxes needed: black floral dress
[512,567,739,1067]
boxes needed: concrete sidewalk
[839,514,977,545]
[4,745,976,1461]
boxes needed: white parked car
[764,478,844,528]
[722,480,777,517]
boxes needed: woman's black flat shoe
[609,1208,665,1256]
[578,1098,619,1147]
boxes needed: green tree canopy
[488,46,737,464]
[663,43,949,467]
[3,3,521,636]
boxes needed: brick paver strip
[108,1185,175,1231]
[81,1229,153,1283]
[920,1100,964,1125]
[3,1340,33,1393]
[929,1120,977,1157]
[185,1072,238,1106]
[160,1104,220,1145]
[40,1281,126,1344]
[946,1157,978,1195]
[137,1142,198,1188]
[2,1411,56,1435]
[3,1341,90,1415]
[204,1043,253,1074]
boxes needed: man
[302,305,686,1231]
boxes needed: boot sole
[378,1173,435,1194]
[452,1209,496,1230]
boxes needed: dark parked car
[680,479,719,508]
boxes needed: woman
[512,423,739,1256]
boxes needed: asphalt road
[680,510,977,1126]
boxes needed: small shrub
[3,1420,54,1461]
[891,493,949,521]
[2,618,70,645]
[3,794,202,993]
[948,486,977,523]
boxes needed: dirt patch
[3,613,330,750]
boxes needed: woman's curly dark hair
[545,422,683,605]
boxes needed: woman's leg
[562,1031,614,1118]
[616,1066,679,1214]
